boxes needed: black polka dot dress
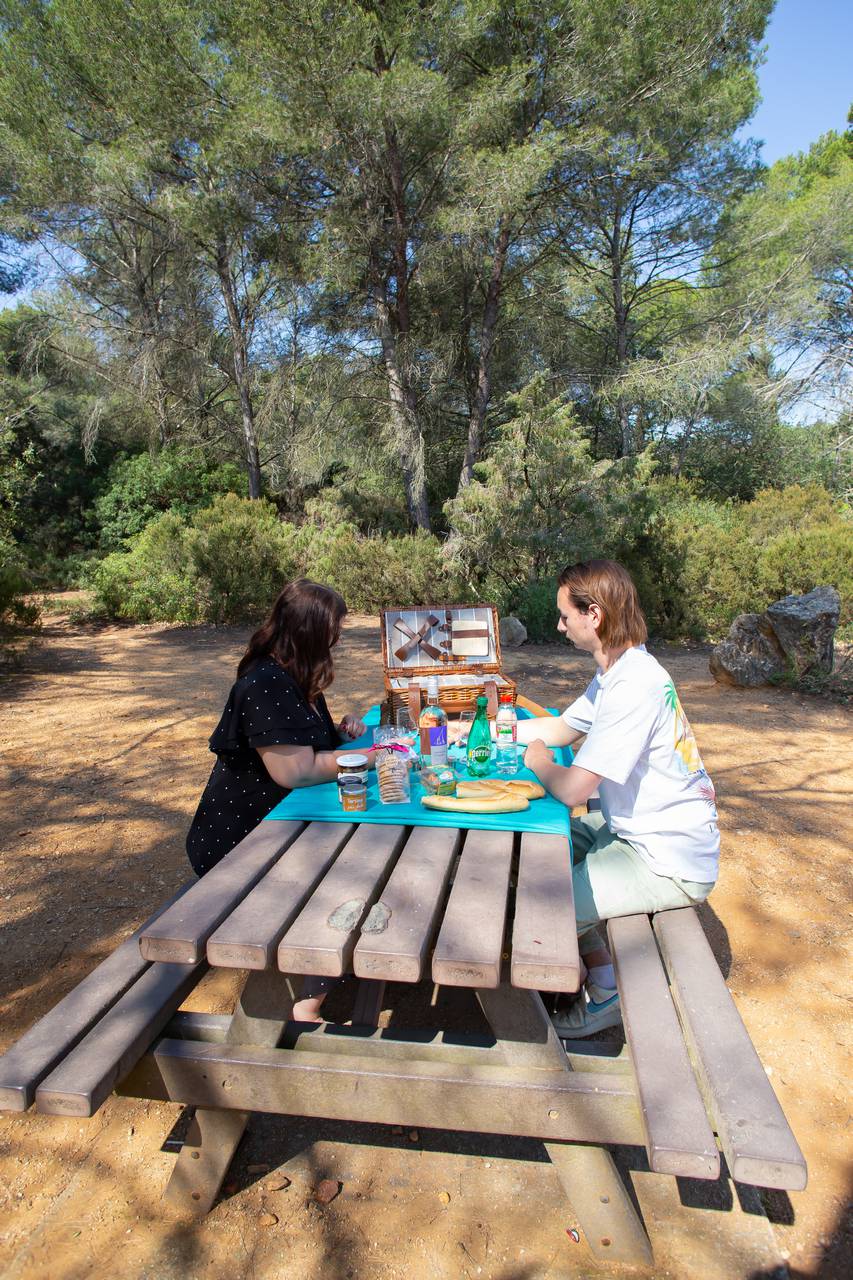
[186,657,341,877]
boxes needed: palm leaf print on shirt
[663,680,703,774]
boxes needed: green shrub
[0,537,40,630]
[186,495,303,623]
[511,578,558,643]
[95,447,246,551]
[88,514,200,622]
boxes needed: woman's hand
[338,714,366,741]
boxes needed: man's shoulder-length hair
[558,559,648,650]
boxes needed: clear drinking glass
[456,710,475,747]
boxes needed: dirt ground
[0,602,850,1280]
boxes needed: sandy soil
[0,603,850,1280]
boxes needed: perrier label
[466,695,492,778]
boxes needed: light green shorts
[571,811,715,946]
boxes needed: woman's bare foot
[291,996,326,1023]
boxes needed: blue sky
[741,0,852,163]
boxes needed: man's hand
[523,739,554,775]
[338,714,366,741]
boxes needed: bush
[88,497,469,623]
[0,537,40,631]
[95,447,246,551]
[186,495,303,623]
[88,514,200,622]
[653,484,852,638]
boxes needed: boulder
[709,613,787,687]
[765,586,841,676]
[499,615,528,648]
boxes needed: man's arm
[516,714,583,748]
[523,739,602,809]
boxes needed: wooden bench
[0,815,806,1270]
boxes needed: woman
[186,578,367,1020]
[517,559,719,1037]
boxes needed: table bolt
[548,1109,559,1119]
[191,1151,200,1160]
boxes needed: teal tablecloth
[264,704,572,838]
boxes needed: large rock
[499,615,528,648]
[709,613,787,687]
[765,586,841,676]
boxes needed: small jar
[336,752,368,801]
[340,779,367,812]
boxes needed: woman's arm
[523,739,602,808]
[257,743,358,789]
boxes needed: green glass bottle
[466,695,492,777]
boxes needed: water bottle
[466,695,492,777]
[495,689,518,776]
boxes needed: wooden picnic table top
[137,817,582,993]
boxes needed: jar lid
[340,778,367,792]
[336,753,368,767]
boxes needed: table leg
[476,983,654,1270]
[162,968,299,1215]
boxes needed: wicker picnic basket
[380,603,517,723]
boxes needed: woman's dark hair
[237,579,347,702]
[558,559,648,649]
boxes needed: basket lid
[380,604,503,676]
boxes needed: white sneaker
[551,981,621,1039]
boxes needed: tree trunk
[371,121,430,530]
[215,237,262,500]
[459,217,511,489]
[609,204,635,457]
[376,295,430,530]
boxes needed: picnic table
[0,810,806,1270]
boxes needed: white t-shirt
[563,647,719,883]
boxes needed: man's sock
[587,964,616,992]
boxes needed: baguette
[421,794,529,814]
[456,779,545,801]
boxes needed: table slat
[654,909,807,1190]
[432,828,513,989]
[352,826,461,982]
[511,832,579,991]
[277,824,407,976]
[35,960,205,1118]
[0,881,192,1112]
[608,914,719,1179]
[207,824,355,968]
[139,820,305,963]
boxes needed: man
[517,559,719,1036]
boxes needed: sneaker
[551,981,622,1039]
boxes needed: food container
[336,752,369,802]
[380,604,516,723]
[374,742,412,805]
[420,764,457,796]
[340,779,367,812]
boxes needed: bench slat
[608,914,719,1179]
[512,832,579,991]
[207,824,354,968]
[35,959,205,1118]
[353,826,461,982]
[277,824,407,976]
[0,882,192,1112]
[653,909,807,1190]
[432,829,513,989]
[139,820,305,963]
